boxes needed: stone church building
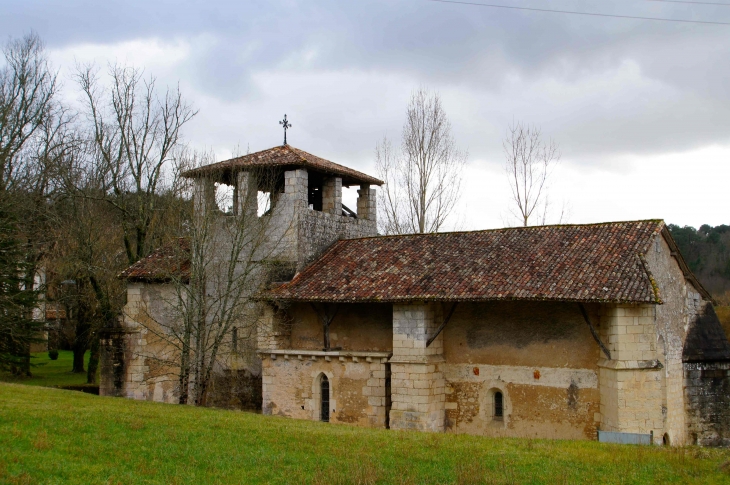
[102,144,730,447]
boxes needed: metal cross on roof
[279,114,292,145]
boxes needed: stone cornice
[258,349,391,363]
[598,358,663,370]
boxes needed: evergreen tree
[0,205,44,375]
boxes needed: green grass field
[0,351,97,389]
[1,384,729,484]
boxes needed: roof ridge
[345,219,666,242]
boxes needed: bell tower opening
[308,173,323,212]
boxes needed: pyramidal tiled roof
[264,220,669,304]
[182,144,383,186]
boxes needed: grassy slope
[1,385,729,484]
[0,351,97,389]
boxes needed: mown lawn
[0,351,97,389]
[1,384,729,484]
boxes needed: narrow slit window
[494,391,503,420]
[232,327,238,353]
[320,375,330,422]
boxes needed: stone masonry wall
[107,282,262,408]
[265,169,377,271]
[598,304,664,442]
[287,302,393,352]
[684,361,730,446]
[442,364,599,440]
[257,303,294,352]
[645,231,730,446]
[389,303,446,432]
[298,210,376,270]
[441,301,601,440]
[647,233,693,445]
[322,177,342,215]
[260,352,390,427]
[356,185,377,224]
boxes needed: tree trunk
[22,346,31,377]
[86,333,100,384]
[71,335,87,373]
[178,322,191,404]
[87,275,112,385]
[72,314,90,373]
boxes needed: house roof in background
[264,220,674,304]
[119,238,190,283]
[182,144,383,186]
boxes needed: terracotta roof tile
[264,220,666,304]
[182,144,383,186]
[119,238,190,283]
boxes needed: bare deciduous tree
[0,33,57,193]
[76,64,197,265]
[376,88,467,234]
[132,152,294,406]
[503,122,561,227]
[51,164,127,382]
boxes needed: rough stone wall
[116,282,179,403]
[260,352,390,427]
[256,168,307,265]
[646,233,694,444]
[681,302,730,445]
[684,361,730,446]
[645,231,730,446]
[257,303,294,351]
[442,301,601,439]
[206,368,263,410]
[297,210,376,270]
[263,169,377,271]
[443,302,600,369]
[389,303,446,432]
[288,302,392,352]
[107,282,262,408]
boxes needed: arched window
[494,391,503,421]
[320,375,330,422]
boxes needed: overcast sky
[3,0,729,229]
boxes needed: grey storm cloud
[3,0,730,163]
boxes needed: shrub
[48,349,59,361]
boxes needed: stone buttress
[389,303,446,432]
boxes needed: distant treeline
[668,224,730,304]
